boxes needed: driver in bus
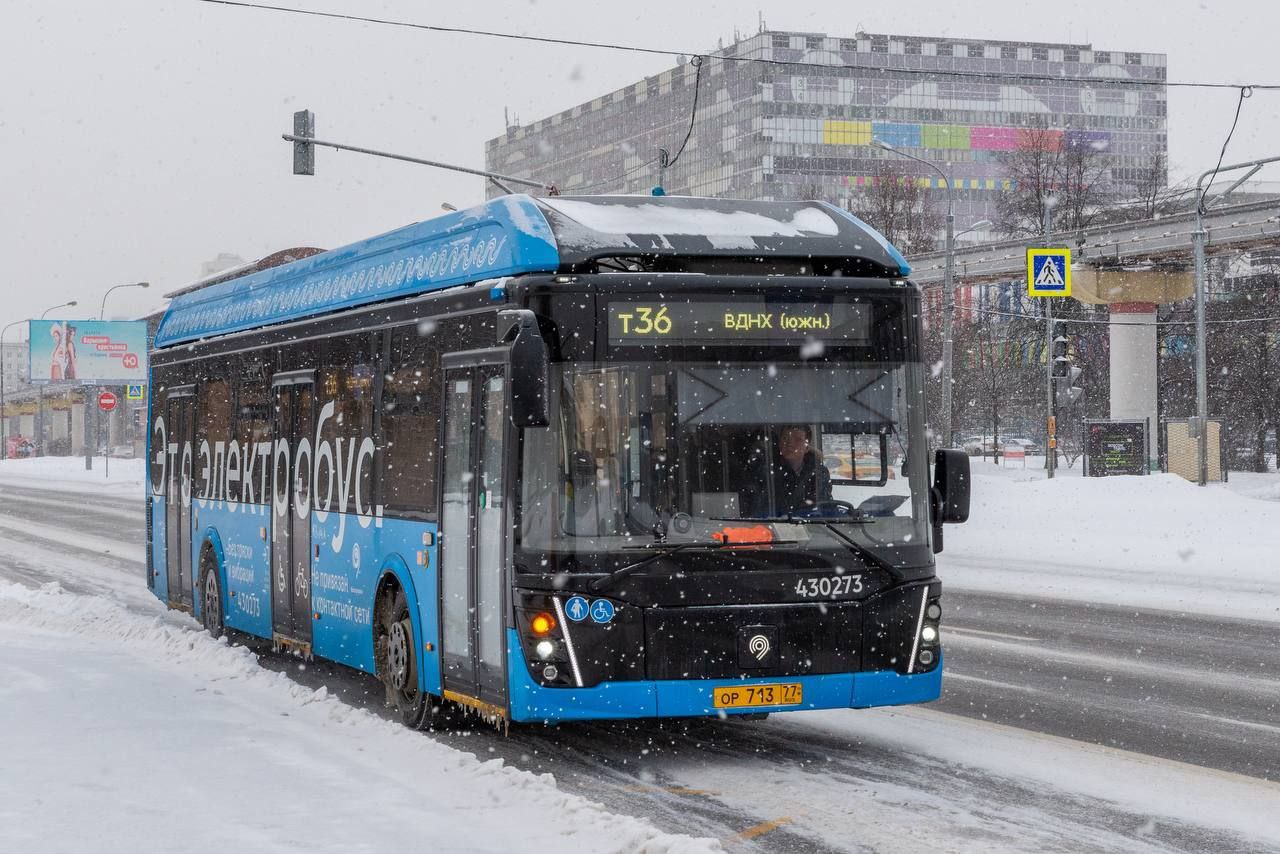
[740,425,833,517]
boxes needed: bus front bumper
[506,635,942,724]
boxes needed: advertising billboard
[28,320,148,384]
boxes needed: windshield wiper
[814,522,896,572]
[589,538,797,592]
[716,512,879,525]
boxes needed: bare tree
[952,306,1043,459]
[994,118,1115,237]
[847,164,944,255]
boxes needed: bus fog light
[542,665,559,680]
[530,612,556,636]
[535,640,556,659]
[920,625,938,643]
[918,649,935,666]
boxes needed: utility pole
[872,139,957,446]
[1190,153,1280,485]
[1043,199,1056,479]
[1191,221,1209,485]
[90,282,149,472]
[284,110,557,195]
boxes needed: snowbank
[944,462,1280,621]
[0,456,145,496]
[0,581,717,854]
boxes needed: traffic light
[1051,334,1083,406]
[292,109,315,176]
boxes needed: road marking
[896,706,1280,793]
[945,625,1041,643]
[944,671,1051,695]
[1188,711,1280,736]
[943,631,1280,699]
[731,816,792,841]
[0,514,144,563]
[622,784,719,796]
[0,488,140,524]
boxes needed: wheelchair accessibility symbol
[590,599,615,624]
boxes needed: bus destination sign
[607,301,870,345]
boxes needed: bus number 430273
[794,575,863,598]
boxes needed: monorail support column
[1075,269,1194,472]
[1108,301,1159,468]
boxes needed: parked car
[1003,437,1043,455]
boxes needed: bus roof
[153,194,909,349]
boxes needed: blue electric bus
[145,194,970,728]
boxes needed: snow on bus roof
[153,194,910,349]
[539,198,840,239]
[536,195,909,273]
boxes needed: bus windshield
[518,359,932,563]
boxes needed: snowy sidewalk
[0,582,715,854]
[943,463,1280,622]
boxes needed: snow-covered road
[1,460,1278,852]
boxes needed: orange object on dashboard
[712,525,775,545]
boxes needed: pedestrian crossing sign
[1027,248,1072,297]
[126,383,145,401]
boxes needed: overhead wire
[663,56,704,169]
[560,55,703,192]
[196,0,1280,93]
[1198,86,1254,215]
[972,306,1280,326]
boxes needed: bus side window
[318,337,375,513]
[234,362,272,506]
[379,329,441,519]
[195,371,232,502]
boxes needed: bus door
[165,387,196,611]
[439,354,510,709]
[270,372,315,650]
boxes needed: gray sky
[2,0,1277,333]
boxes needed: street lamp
[92,282,149,471]
[99,281,149,320]
[958,219,993,241]
[1192,154,1280,485]
[41,300,77,320]
[874,138,958,447]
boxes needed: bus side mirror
[932,448,970,522]
[500,309,550,429]
[930,449,970,553]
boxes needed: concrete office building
[486,30,1167,237]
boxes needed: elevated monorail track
[908,198,1280,287]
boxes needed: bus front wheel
[376,587,450,730]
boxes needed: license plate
[712,683,803,709]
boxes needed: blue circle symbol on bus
[589,599,616,624]
[565,596,589,623]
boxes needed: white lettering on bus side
[152,410,381,535]
[151,416,167,495]
[225,440,240,511]
[313,401,336,524]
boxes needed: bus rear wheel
[376,588,451,730]
[200,549,225,639]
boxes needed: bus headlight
[920,625,938,643]
[535,639,556,659]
